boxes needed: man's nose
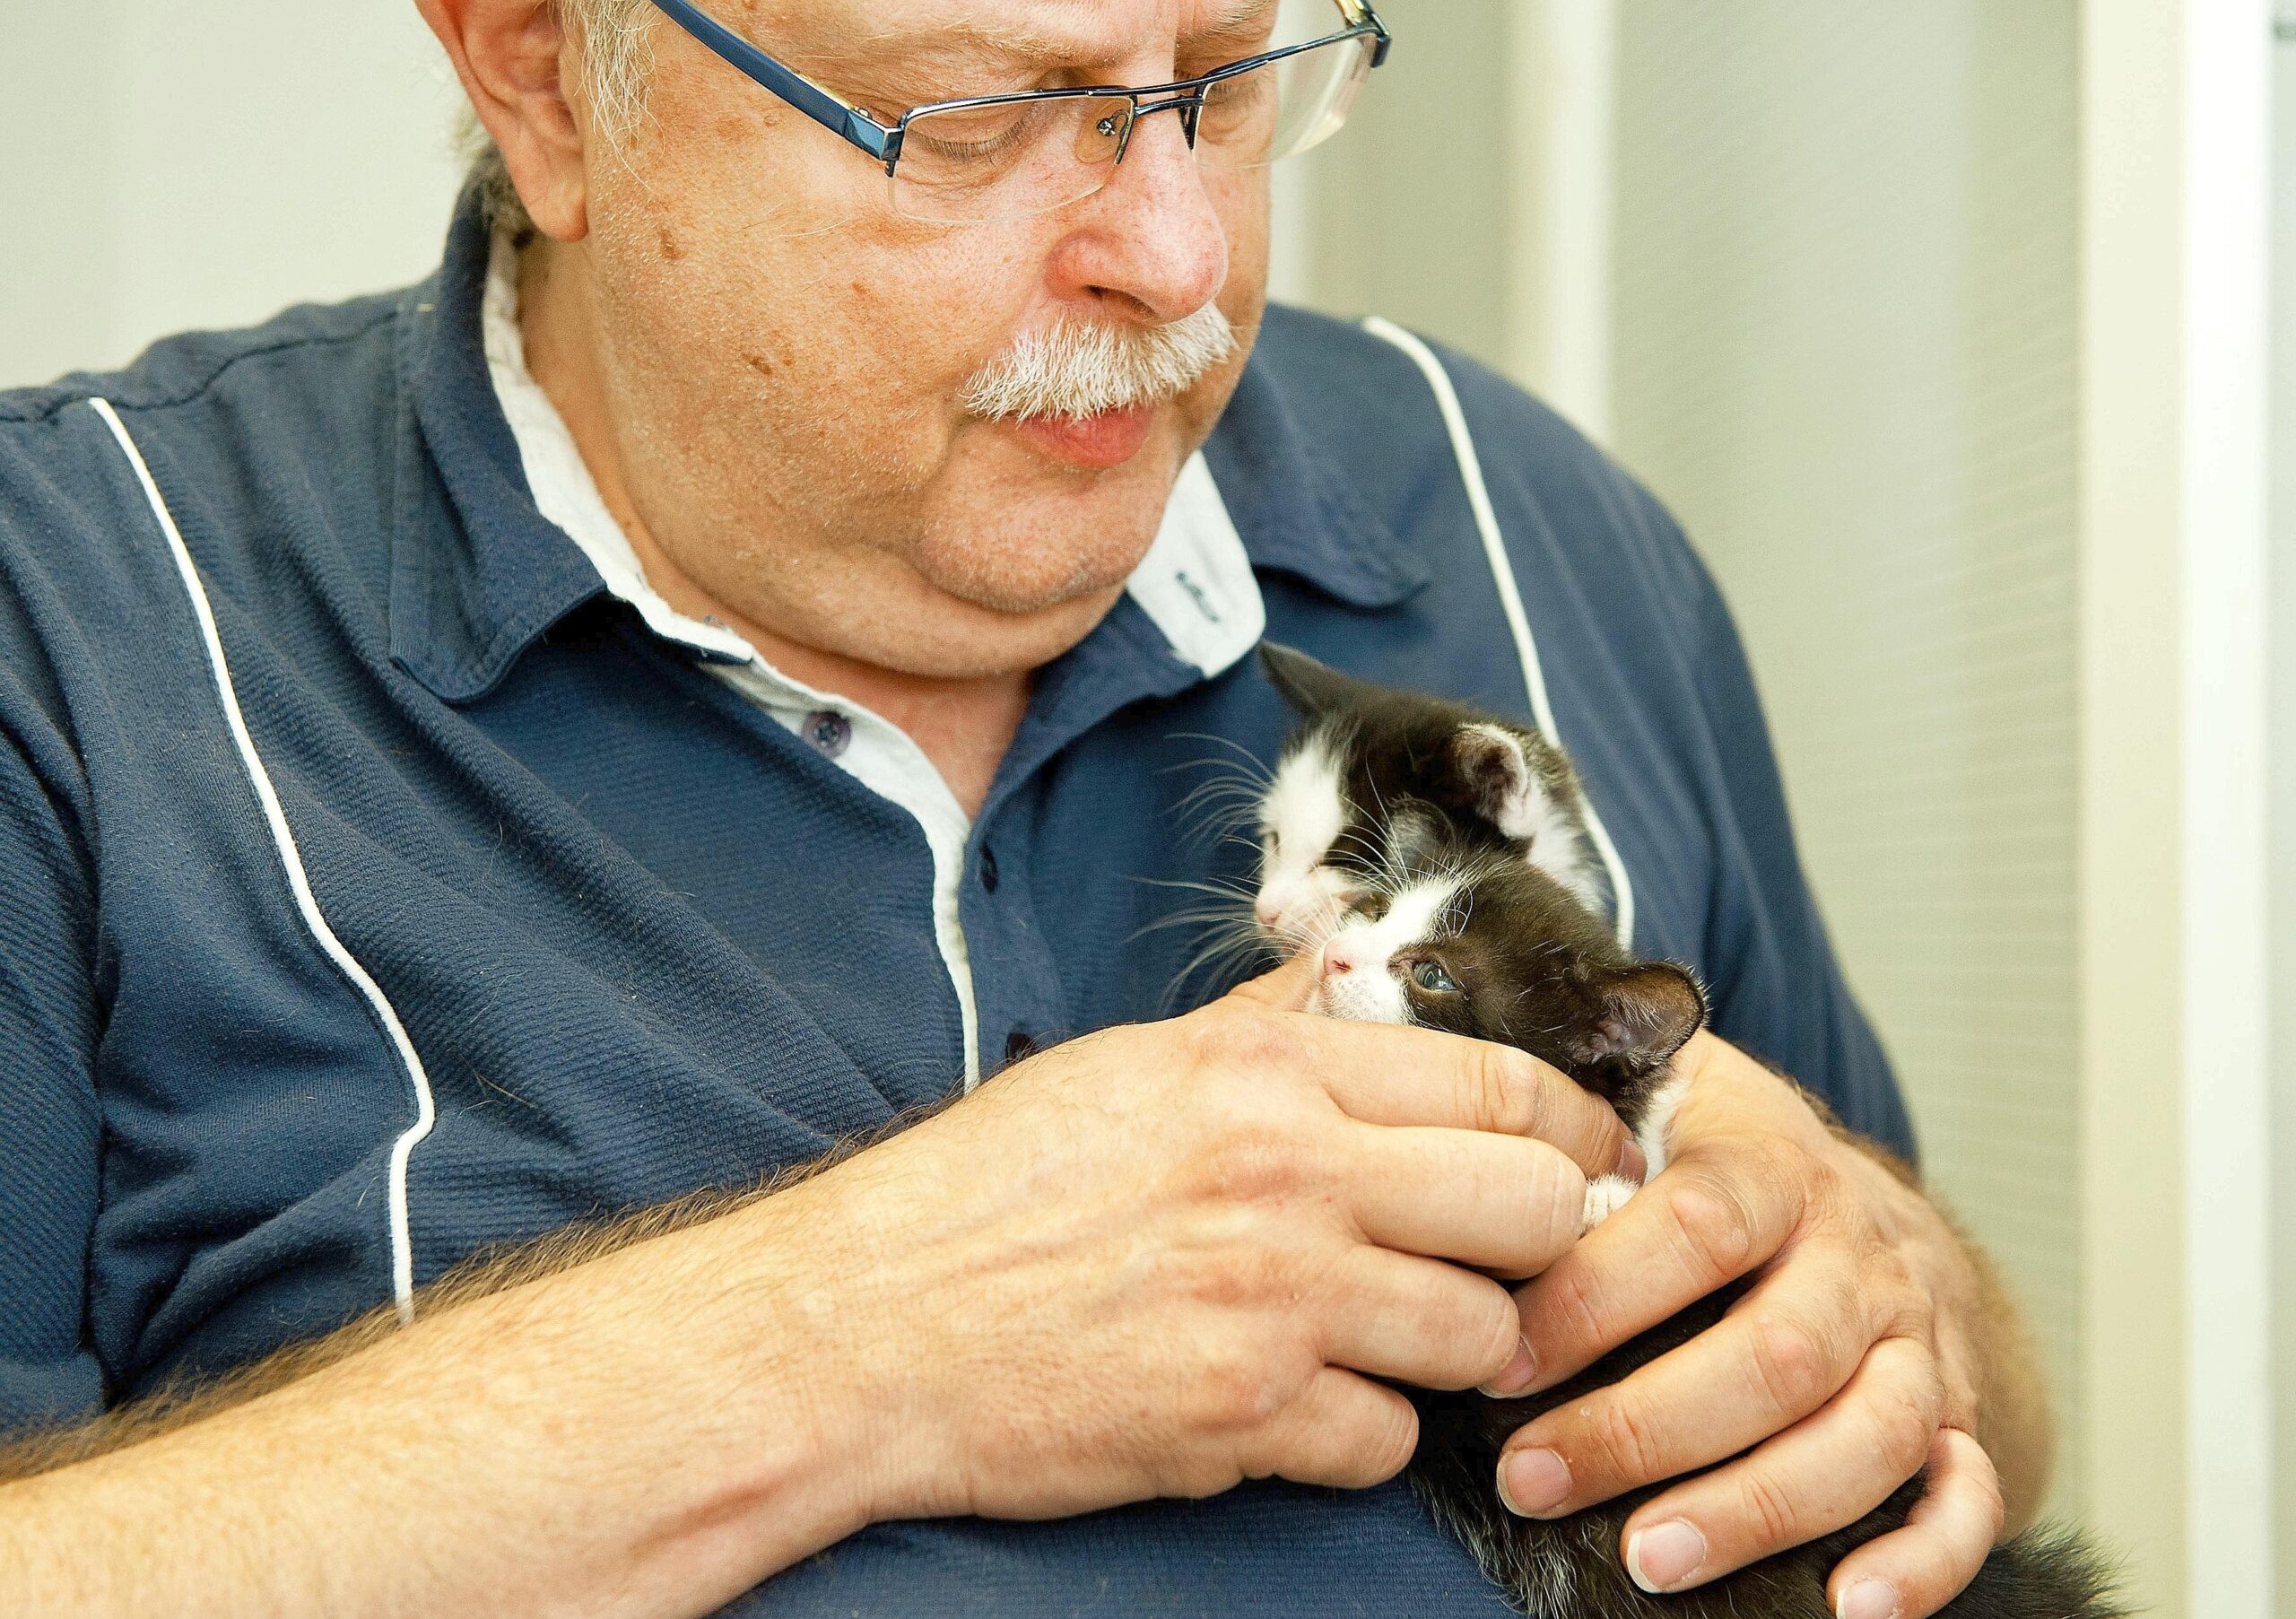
[1049,103,1230,324]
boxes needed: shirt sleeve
[1682,569,1918,1162]
[0,675,107,1438]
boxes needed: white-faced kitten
[1255,644,1671,1226]
[1254,642,1605,949]
[1246,644,2120,1619]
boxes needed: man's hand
[0,955,1638,1619]
[1490,1032,2050,1619]
[790,952,1637,1521]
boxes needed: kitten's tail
[1941,1523,2124,1618]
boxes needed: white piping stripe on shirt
[1360,318,1638,950]
[89,398,439,1327]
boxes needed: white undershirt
[480,233,1265,1087]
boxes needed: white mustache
[961,303,1239,424]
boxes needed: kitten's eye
[1410,959,1460,994]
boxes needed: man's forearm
[0,1188,880,1619]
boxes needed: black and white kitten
[1248,644,2118,1619]
[1254,643,1605,944]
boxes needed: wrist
[688,1157,950,1537]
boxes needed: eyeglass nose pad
[1104,95,1205,166]
[1077,100,1137,167]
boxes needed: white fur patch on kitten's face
[1306,874,1462,1024]
[1254,730,1361,947]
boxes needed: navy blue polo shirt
[0,187,1909,1615]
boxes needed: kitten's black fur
[1258,642,1604,910]
[1256,645,2119,1619]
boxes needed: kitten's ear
[1574,962,1707,1070]
[1257,642,1364,718]
[1446,724,1550,841]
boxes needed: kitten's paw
[1582,1173,1639,1231]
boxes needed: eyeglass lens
[890,27,1376,224]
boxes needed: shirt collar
[391,185,1423,705]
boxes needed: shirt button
[978,847,1001,893]
[803,709,851,760]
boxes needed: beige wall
[1298,0,2091,1520]
[1606,0,2086,1512]
[0,2,465,390]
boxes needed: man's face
[567,0,1282,678]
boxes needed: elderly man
[0,2,2048,1615]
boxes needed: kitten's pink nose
[1255,895,1283,928]
[1322,943,1355,977]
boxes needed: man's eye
[1410,959,1459,994]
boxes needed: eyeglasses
[647,0,1391,225]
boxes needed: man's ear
[1572,962,1707,1070]
[1445,723,1547,841]
[1257,642,1370,718]
[416,0,593,240]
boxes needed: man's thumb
[1229,946,1320,1012]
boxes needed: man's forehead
[739,0,1284,80]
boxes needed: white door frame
[2080,3,2275,1615]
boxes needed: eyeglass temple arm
[648,0,895,162]
[1347,1,1394,67]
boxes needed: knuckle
[1192,1001,1300,1076]
[1585,1394,1670,1485]
[1192,1342,1290,1435]
[1518,1145,1589,1253]
[1361,1396,1422,1484]
[1870,1384,1939,1478]
[1979,1474,2008,1542]
[1540,1258,1614,1354]
[1747,1311,1837,1414]
[1187,1118,1316,1207]
[1736,1467,1806,1551]
[1960,1440,2009,1541]
[1468,1044,1544,1136]
[1469,1285,1526,1382]
[1667,1171,1763,1284]
[1908,1354,1948,1430]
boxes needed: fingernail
[1479,1336,1538,1397]
[1839,1579,1901,1619]
[1618,1138,1648,1184]
[1625,1519,1708,1592]
[1496,1447,1571,1517]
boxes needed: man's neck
[515,239,1031,817]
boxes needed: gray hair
[463,0,657,234]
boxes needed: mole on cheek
[742,352,776,379]
[657,226,685,262]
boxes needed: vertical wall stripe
[1361,318,1638,949]
[88,398,438,1327]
